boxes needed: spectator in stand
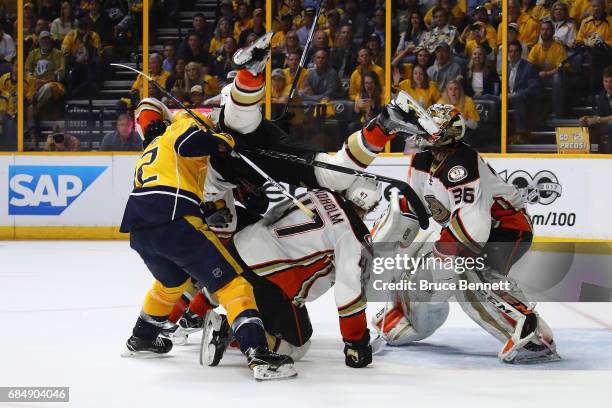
[209,18,233,55]
[530,0,554,21]
[296,7,316,48]
[340,0,368,45]
[284,51,308,92]
[61,18,102,58]
[234,1,253,39]
[165,57,186,95]
[104,0,129,26]
[394,0,421,34]
[394,11,428,65]
[460,21,494,61]
[271,14,294,60]
[324,8,341,47]
[508,40,541,140]
[427,41,463,91]
[330,25,359,78]
[438,79,479,129]
[465,45,500,97]
[369,8,386,47]
[273,30,302,68]
[394,47,431,87]
[0,2,12,36]
[245,32,258,46]
[287,0,302,27]
[528,20,568,117]
[184,61,220,99]
[498,23,529,75]
[85,0,112,45]
[348,47,385,101]
[100,114,142,151]
[239,8,265,47]
[352,71,384,130]
[305,30,330,66]
[23,2,36,37]
[44,130,81,151]
[162,41,176,73]
[219,0,235,22]
[397,64,441,108]
[424,0,467,29]
[131,53,169,101]
[186,12,214,51]
[579,65,612,153]
[419,7,459,53]
[570,0,592,22]
[503,0,539,47]
[25,31,65,116]
[50,2,74,43]
[0,62,36,149]
[550,1,576,49]
[271,68,290,103]
[0,25,14,74]
[25,18,50,55]
[576,0,612,95]
[180,33,213,72]
[366,34,384,67]
[188,85,205,108]
[301,49,342,102]
[471,5,497,46]
[214,36,238,79]
[38,0,61,22]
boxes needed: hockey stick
[110,63,315,219]
[272,0,324,122]
[245,149,430,229]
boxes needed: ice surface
[0,241,611,408]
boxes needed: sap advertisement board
[0,154,610,240]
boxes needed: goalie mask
[345,178,382,213]
[414,104,465,149]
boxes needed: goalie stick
[245,149,430,229]
[110,63,315,219]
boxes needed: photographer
[44,128,80,151]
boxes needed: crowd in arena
[506,0,611,152]
[0,0,610,152]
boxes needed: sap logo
[9,166,108,215]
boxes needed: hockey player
[193,178,383,369]
[120,108,298,380]
[370,98,560,364]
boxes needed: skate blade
[502,350,562,365]
[199,312,222,366]
[253,364,297,381]
[370,335,387,355]
[121,348,172,359]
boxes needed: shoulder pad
[436,143,479,188]
[411,151,434,173]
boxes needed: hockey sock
[168,295,190,324]
[231,310,267,354]
[189,291,215,317]
[142,279,192,317]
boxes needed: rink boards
[0,153,610,241]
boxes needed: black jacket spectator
[465,65,499,97]
[509,59,540,99]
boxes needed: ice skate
[199,310,232,367]
[246,346,297,381]
[499,314,561,364]
[232,31,273,75]
[122,335,173,357]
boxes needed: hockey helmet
[172,109,214,128]
[345,178,383,213]
[135,97,173,141]
[415,104,465,149]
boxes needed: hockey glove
[203,200,233,229]
[144,119,168,141]
[367,102,423,136]
[343,331,372,368]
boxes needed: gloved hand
[367,102,422,136]
[212,131,236,153]
[343,331,372,368]
[144,119,168,142]
[203,200,233,229]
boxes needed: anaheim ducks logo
[424,195,450,223]
[499,170,562,205]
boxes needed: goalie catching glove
[343,331,372,368]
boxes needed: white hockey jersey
[407,143,531,256]
[232,189,371,342]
